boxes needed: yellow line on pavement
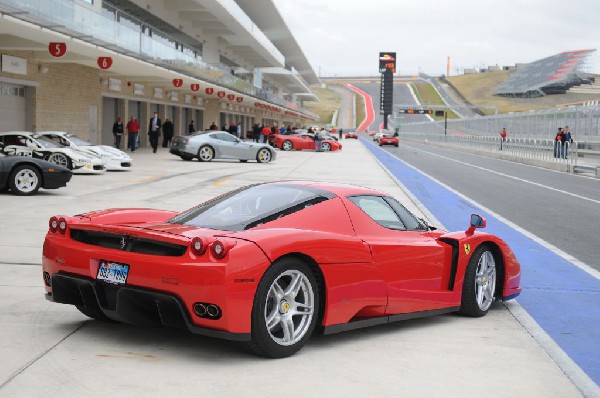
[132,174,164,183]
[212,178,229,186]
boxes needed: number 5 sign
[97,57,113,70]
[49,42,67,58]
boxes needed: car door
[210,132,239,159]
[297,134,314,150]
[344,195,454,314]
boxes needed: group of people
[112,114,175,153]
[554,126,573,159]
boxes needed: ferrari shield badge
[464,244,471,256]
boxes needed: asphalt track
[346,79,600,393]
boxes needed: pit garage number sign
[49,42,67,58]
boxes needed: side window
[384,197,427,231]
[215,133,237,142]
[348,195,406,230]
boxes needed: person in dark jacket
[209,121,218,131]
[253,124,261,142]
[188,120,195,134]
[228,122,237,135]
[162,118,174,147]
[112,116,124,149]
[563,126,573,159]
[148,112,161,153]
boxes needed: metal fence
[395,104,600,145]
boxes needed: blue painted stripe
[361,137,600,384]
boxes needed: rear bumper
[47,273,250,341]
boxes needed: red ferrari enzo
[43,181,521,358]
[379,135,399,147]
[272,133,342,152]
[345,132,359,139]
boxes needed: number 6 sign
[49,42,67,58]
[97,57,113,70]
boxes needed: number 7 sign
[49,43,67,58]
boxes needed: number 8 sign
[97,57,113,70]
[49,42,67,58]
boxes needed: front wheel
[9,165,41,195]
[459,245,497,317]
[198,145,214,162]
[46,153,71,169]
[256,148,272,163]
[246,258,319,358]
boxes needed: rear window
[169,184,334,231]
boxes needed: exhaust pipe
[206,304,221,319]
[193,303,207,317]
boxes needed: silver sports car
[170,131,276,163]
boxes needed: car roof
[268,180,385,197]
[0,131,34,136]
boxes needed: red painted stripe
[345,84,375,131]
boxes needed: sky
[273,0,600,77]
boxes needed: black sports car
[0,153,72,195]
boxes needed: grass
[411,83,459,119]
[303,86,341,125]
[446,71,600,114]
[355,92,365,129]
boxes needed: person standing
[500,128,507,151]
[228,122,237,136]
[112,116,124,149]
[261,124,272,144]
[563,126,573,159]
[126,115,140,152]
[314,128,324,152]
[236,122,242,138]
[209,121,218,131]
[338,128,343,140]
[253,124,261,142]
[148,112,161,153]
[188,120,195,134]
[162,118,174,147]
[554,127,565,158]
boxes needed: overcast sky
[273,0,600,77]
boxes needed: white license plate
[97,260,130,285]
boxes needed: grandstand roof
[493,49,596,97]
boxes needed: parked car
[272,133,342,152]
[35,131,132,171]
[43,181,521,358]
[0,132,105,174]
[170,131,275,163]
[379,134,399,147]
[373,132,386,142]
[0,153,72,195]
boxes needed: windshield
[67,134,91,146]
[169,184,334,231]
[34,137,60,148]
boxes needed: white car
[0,132,105,174]
[36,131,132,171]
[373,132,386,142]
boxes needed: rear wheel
[256,148,272,163]
[198,145,214,162]
[246,258,319,358]
[9,165,41,195]
[459,244,497,317]
[281,140,293,151]
[321,142,331,152]
[46,153,71,169]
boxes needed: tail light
[49,216,58,233]
[190,237,207,256]
[211,239,233,259]
[58,217,67,234]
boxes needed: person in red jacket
[500,128,507,151]
[126,116,140,152]
[261,125,272,143]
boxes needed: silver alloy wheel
[14,168,39,193]
[264,270,315,346]
[475,250,496,311]
[47,153,69,168]
[198,146,214,161]
[282,141,293,151]
[321,142,331,152]
[257,148,272,163]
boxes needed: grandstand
[493,49,596,98]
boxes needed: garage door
[0,83,26,132]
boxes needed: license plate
[97,260,130,285]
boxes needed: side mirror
[466,214,486,235]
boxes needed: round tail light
[190,237,206,256]
[58,217,67,234]
[49,217,58,233]
[211,240,227,259]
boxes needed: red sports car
[273,133,342,152]
[43,181,521,358]
[379,135,399,147]
[345,132,359,139]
